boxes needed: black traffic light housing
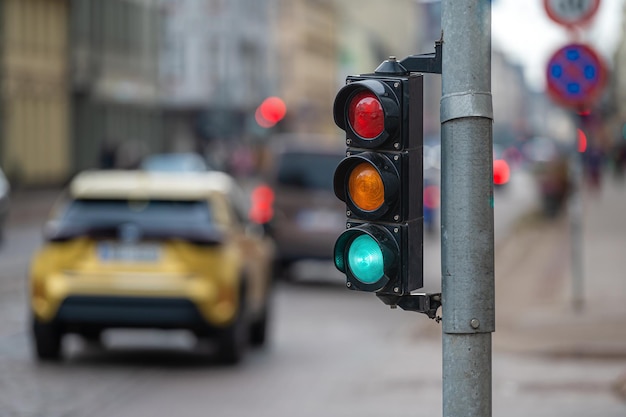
[332,73,424,297]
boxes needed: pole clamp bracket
[440,91,493,124]
[377,293,442,320]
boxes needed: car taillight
[249,184,275,224]
[423,185,440,209]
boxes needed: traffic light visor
[348,161,384,211]
[348,91,384,139]
[333,79,400,148]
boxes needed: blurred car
[423,177,440,234]
[29,170,274,364]
[140,152,210,172]
[264,144,345,278]
[423,137,441,233]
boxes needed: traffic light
[332,73,423,296]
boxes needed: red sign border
[543,0,601,27]
[545,43,607,110]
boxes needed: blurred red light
[255,107,275,128]
[348,91,384,139]
[255,97,286,128]
[259,97,286,125]
[249,184,275,224]
[423,185,440,209]
[493,159,510,185]
[577,128,587,153]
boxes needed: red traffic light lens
[348,91,384,139]
[348,161,384,212]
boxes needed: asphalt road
[7,170,618,417]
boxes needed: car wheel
[80,328,103,346]
[249,307,269,348]
[215,289,249,365]
[275,260,294,281]
[32,318,62,361]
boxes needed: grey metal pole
[440,1,494,417]
[569,125,585,312]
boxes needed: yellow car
[29,170,275,364]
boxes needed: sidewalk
[494,175,626,359]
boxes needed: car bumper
[31,271,238,328]
[55,296,213,332]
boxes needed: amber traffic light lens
[348,162,384,212]
[348,91,384,139]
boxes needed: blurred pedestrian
[584,144,605,191]
[611,141,626,181]
[99,137,119,169]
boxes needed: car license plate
[98,242,161,262]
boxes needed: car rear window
[276,152,343,191]
[62,199,212,227]
[45,198,225,244]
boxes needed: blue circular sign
[546,43,606,110]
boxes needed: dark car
[423,138,441,233]
[264,143,345,278]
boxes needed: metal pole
[569,120,585,311]
[440,1,494,417]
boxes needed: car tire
[80,328,103,346]
[275,260,294,281]
[215,289,249,365]
[249,307,269,348]
[32,318,62,361]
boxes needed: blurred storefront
[0,0,71,187]
[70,0,165,172]
[272,0,338,139]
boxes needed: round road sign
[546,43,607,110]
[544,0,601,27]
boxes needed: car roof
[140,152,210,172]
[69,170,238,200]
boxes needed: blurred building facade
[492,49,530,145]
[70,0,163,172]
[336,0,423,77]
[70,0,276,172]
[0,0,70,186]
[0,0,565,186]
[610,2,626,143]
[191,0,274,145]
[271,0,338,139]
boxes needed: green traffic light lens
[347,234,384,284]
